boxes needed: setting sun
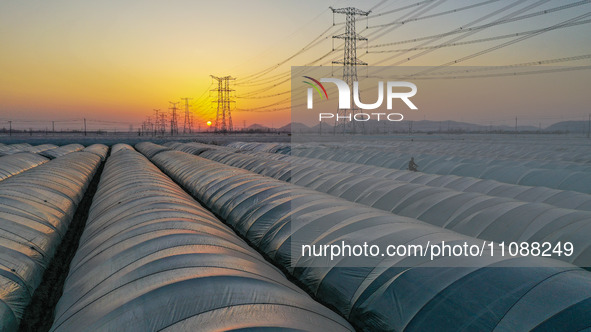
[206,121,212,126]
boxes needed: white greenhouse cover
[39,144,85,159]
[0,152,101,331]
[81,144,109,160]
[303,139,591,164]
[226,141,291,154]
[197,149,591,266]
[110,143,134,154]
[136,144,591,332]
[0,153,49,182]
[288,146,591,193]
[0,144,33,156]
[152,142,231,157]
[227,139,591,165]
[0,144,57,157]
[50,149,353,332]
[227,142,591,211]
[172,142,229,155]
[136,142,171,158]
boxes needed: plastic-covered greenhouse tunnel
[1,141,591,331]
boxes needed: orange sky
[1,0,590,130]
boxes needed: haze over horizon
[1,0,590,131]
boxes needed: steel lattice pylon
[181,97,192,134]
[169,101,179,136]
[211,75,235,132]
[330,6,370,134]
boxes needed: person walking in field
[408,157,418,172]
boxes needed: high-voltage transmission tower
[153,109,161,136]
[180,97,192,134]
[154,109,166,135]
[330,6,370,134]
[169,101,179,135]
[160,113,167,135]
[210,75,235,132]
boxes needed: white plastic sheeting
[39,144,85,159]
[162,142,183,148]
[51,149,353,332]
[0,144,57,156]
[0,152,102,331]
[226,142,591,209]
[226,141,290,154]
[0,153,49,182]
[228,138,591,164]
[232,149,591,212]
[288,146,591,193]
[4,144,31,150]
[168,142,228,155]
[136,142,171,158]
[298,139,591,164]
[138,142,228,158]
[137,145,591,332]
[0,144,32,155]
[81,144,109,160]
[110,143,134,154]
[21,144,58,154]
[197,149,591,266]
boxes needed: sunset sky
[1,0,590,130]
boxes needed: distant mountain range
[545,121,591,133]
[245,123,269,131]
[262,120,590,134]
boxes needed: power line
[366,0,449,40]
[411,54,591,77]
[369,0,389,12]
[368,19,591,53]
[368,0,502,30]
[369,0,590,49]
[236,90,290,99]
[367,0,438,19]
[410,64,591,80]
[233,7,333,81]
[409,11,591,77]
[372,0,548,66]
[236,97,290,112]
[237,24,339,83]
